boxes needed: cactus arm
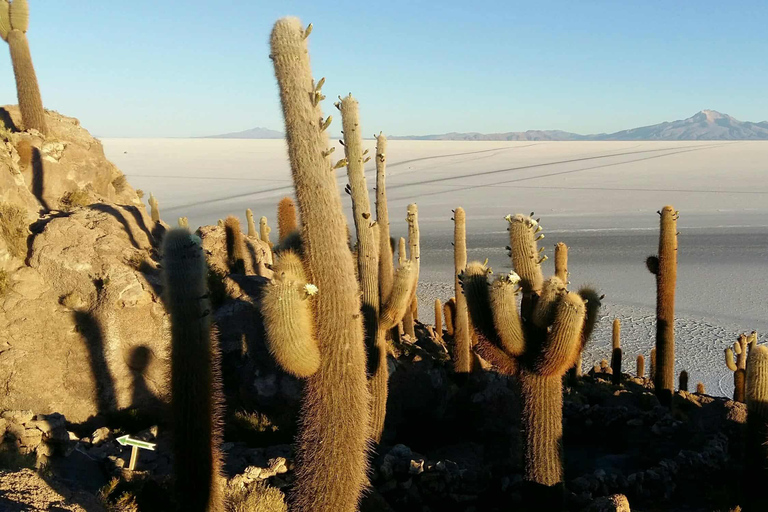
[261,274,321,378]
[725,347,738,372]
[506,214,544,294]
[277,196,298,242]
[379,261,415,331]
[554,242,568,282]
[453,207,472,373]
[531,276,566,328]
[460,261,500,345]
[9,0,27,32]
[475,339,517,376]
[434,298,443,342]
[270,18,369,512]
[162,229,225,512]
[246,209,257,238]
[444,297,456,336]
[488,274,525,357]
[0,1,10,41]
[653,205,678,405]
[401,204,419,338]
[224,216,247,274]
[533,292,585,377]
[259,216,272,248]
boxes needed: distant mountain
[204,127,284,139]
[207,111,768,141]
[391,110,768,141]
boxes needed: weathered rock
[585,494,631,512]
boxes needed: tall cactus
[246,208,257,238]
[647,206,678,405]
[434,298,443,342]
[453,207,472,373]
[268,18,369,511]
[611,318,622,385]
[277,196,298,242]
[224,215,246,274]
[679,370,688,392]
[375,132,394,310]
[745,345,768,511]
[162,229,224,512]
[444,297,456,336]
[402,204,419,338]
[636,354,645,379]
[0,0,47,134]
[461,214,588,507]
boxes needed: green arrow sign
[116,435,156,451]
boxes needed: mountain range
[207,110,768,141]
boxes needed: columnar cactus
[434,298,443,342]
[567,287,603,382]
[444,297,456,336]
[453,207,472,373]
[611,318,622,385]
[636,355,645,379]
[259,216,272,248]
[461,214,588,507]
[554,242,568,282]
[647,206,678,405]
[650,348,657,381]
[162,229,224,512]
[725,333,750,403]
[246,208,257,238]
[338,96,415,443]
[696,382,705,394]
[277,196,298,242]
[0,0,47,134]
[745,345,768,511]
[375,132,394,310]
[268,18,369,511]
[224,216,246,274]
[178,217,189,229]
[402,204,419,338]
[679,370,688,392]
[148,193,160,223]
[398,237,406,266]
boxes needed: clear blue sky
[1,1,766,137]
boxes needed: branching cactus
[568,286,603,382]
[0,0,47,134]
[453,207,472,373]
[745,345,768,511]
[460,214,588,508]
[277,196,298,242]
[725,333,750,403]
[611,318,622,385]
[162,229,224,512]
[268,18,369,511]
[647,206,678,405]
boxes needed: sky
[1,1,766,138]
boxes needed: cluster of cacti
[646,206,678,405]
[162,228,225,512]
[459,214,598,507]
[725,331,757,402]
[0,0,47,134]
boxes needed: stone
[1,410,34,424]
[91,427,111,446]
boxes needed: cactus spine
[224,216,247,274]
[246,208,257,238]
[162,229,224,512]
[745,345,768,511]
[636,354,645,379]
[648,206,678,405]
[270,18,369,511]
[434,298,443,342]
[0,0,47,134]
[611,318,622,385]
[277,196,298,242]
[453,207,472,373]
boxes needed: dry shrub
[0,202,29,259]
[60,188,93,210]
[227,482,287,512]
[135,189,145,199]
[112,174,128,193]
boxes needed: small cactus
[679,370,688,392]
[444,297,456,336]
[724,333,751,403]
[148,193,160,223]
[554,242,568,282]
[178,217,188,229]
[434,298,443,342]
[259,216,272,248]
[246,208,257,238]
[224,216,247,275]
[402,204,420,339]
[650,348,657,381]
[696,382,705,394]
[277,196,298,242]
[636,354,645,379]
[375,133,394,313]
[611,318,622,385]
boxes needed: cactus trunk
[434,298,443,342]
[271,18,369,512]
[654,206,678,405]
[375,133,394,308]
[163,229,224,512]
[6,29,46,134]
[745,345,768,511]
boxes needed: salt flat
[102,139,768,396]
